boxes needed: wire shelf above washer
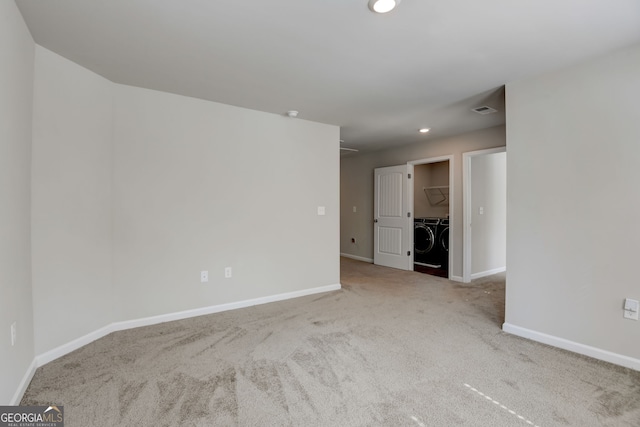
[424,186,449,206]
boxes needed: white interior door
[374,165,411,270]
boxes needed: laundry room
[413,161,450,277]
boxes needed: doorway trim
[462,146,506,283]
[407,155,455,280]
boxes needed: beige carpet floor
[22,258,640,426]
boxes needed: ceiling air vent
[472,106,497,115]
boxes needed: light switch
[317,206,326,216]
[624,298,639,320]
[353,206,357,213]
[479,207,484,215]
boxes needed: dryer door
[414,223,435,254]
[439,226,449,252]
[438,225,449,270]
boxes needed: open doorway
[462,148,506,282]
[408,156,453,279]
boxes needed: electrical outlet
[225,267,232,278]
[10,322,16,346]
[200,271,208,283]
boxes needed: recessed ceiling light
[368,0,401,14]
[419,128,430,133]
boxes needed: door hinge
[408,173,412,179]
[407,251,411,256]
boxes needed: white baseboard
[24,283,342,401]
[502,322,640,372]
[36,324,114,367]
[10,359,37,405]
[450,275,464,282]
[470,266,506,280]
[111,283,342,332]
[340,253,373,263]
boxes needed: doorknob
[374,219,378,223]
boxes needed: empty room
[2,1,640,425]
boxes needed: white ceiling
[16,0,640,152]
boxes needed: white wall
[505,43,640,364]
[340,125,505,278]
[471,152,506,276]
[26,47,339,357]
[413,164,431,218]
[31,47,115,355]
[414,162,449,219]
[0,1,35,404]
[113,85,340,320]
